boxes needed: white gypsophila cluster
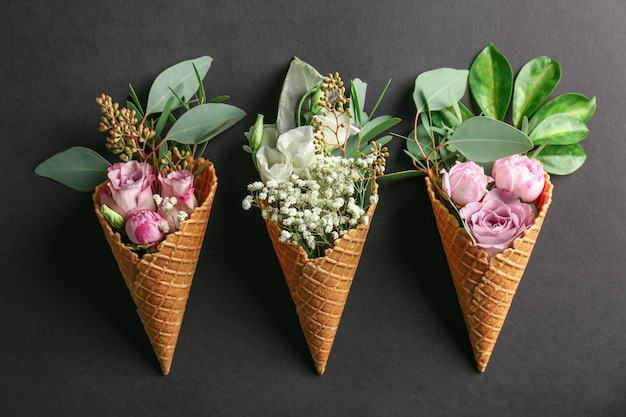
[242,154,377,257]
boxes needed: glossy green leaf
[529,114,589,145]
[146,56,213,115]
[535,143,587,175]
[529,93,596,131]
[469,43,513,120]
[413,68,468,113]
[449,116,533,162]
[276,57,324,135]
[512,56,561,127]
[34,146,111,192]
[166,103,246,145]
[360,115,402,144]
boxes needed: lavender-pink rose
[99,161,156,218]
[492,154,545,203]
[125,209,166,246]
[157,170,198,230]
[460,188,536,258]
[441,161,493,206]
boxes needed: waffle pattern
[263,198,377,375]
[425,173,553,372]
[92,162,218,375]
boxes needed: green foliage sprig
[36,56,246,191]
[388,43,596,180]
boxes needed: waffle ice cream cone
[425,172,553,372]
[92,161,218,375]
[263,195,377,375]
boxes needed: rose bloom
[441,161,493,206]
[99,161,156,218]
[460,188,536,258]
[125,209,166,246]
[157,169,199,230]
[256,125,316,183]
[492,154,545,202]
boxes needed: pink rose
[99,161,156,218]
[460,188,536,258]
[441,161,493,206]
[492,154,545,203]
[157,170,199,230]
[125,209,166,246]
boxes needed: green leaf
[449,116,533,162]
[469,43,513,120]
[529,93,596,131]
[276,57,324,135]
[350,78,368,127]
[512,56,561,127]
[360,115,401,144]
[146,56,213,115]
[165,103,245,145]
[413,68,469,113]
[34,146,111,192]
[378,169,425,181]
[529,114,589,145]
[535,143,587,175]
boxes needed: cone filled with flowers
[392,44,595,371]
[36,57,245,374]
[242,57,400,374]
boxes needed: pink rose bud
[460,188,536,258]
[492,154,545,203]
[158,169,199,212]
[125,209,166,246]
[99,161,156,218]
[157,170,198,230]
[441,161,493,206]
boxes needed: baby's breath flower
[177,211,188,223]
[243,154,377,258]
[159,221,170,234]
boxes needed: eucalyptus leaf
[430,103,474,131]
[413,68,468,113]
[529,113,589,145]
[449,117,533,162]
[529,93,596,131]
[469,43,513,120]
[350,78,368,127]
[360,115,402,144]
[34,146,111,192]
[276,57,324,136]
[535,143,587,175]
[166,103,246,145]
[146,56,213,115]
[406,126,437,161]
[512,56,561,127]
[379,169,425,181]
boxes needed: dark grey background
[2,1,625,415]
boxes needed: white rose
[276,126,316,175]
[256,146,293,183]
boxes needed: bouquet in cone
[242,57,400,374]
[35,56,245,374]
[393,43,596,371]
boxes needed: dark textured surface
[2,1,625,415]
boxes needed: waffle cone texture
[263,188,378,375]
[92,162,217,375]
[425,172,553,372]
